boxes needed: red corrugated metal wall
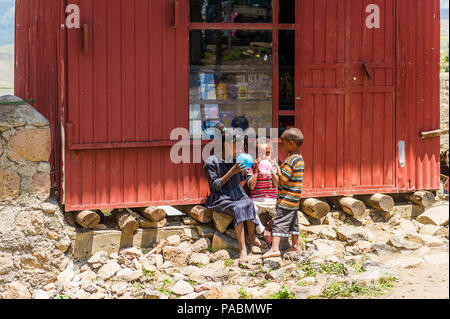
[396,0,441,192]
[14,0,441,211]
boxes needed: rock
[419,224,443,236]
[414,246,432,256]
[337,225,373,243]
[189,253,210,266]
[387,234,423,250]
[31,173,51,201]
[8,128,51,162]
[225,228,237,239]
[211,232,239,252]
[416,204,449,226]
[420,234,445,247]
[215,286,240,299]
[57,268,75,283]
[351,268,397,287]
[167,235,181,246]
[4,282,32,299]
[0,169,21,201]
[88,251,109,265]
[110,282,128,296]
[191,238,211,253]
[210,250,230,262]
[298,211,311,226]
[213,212,234,233]
[251,245,263,254]
[398,219,419,233]
[190,268,228,284]
[184,228,200,240]
[94,224,108,230]
[90,293,106,299]
[293,285,322,299]
[184,292,208,299]
[120,247,142,259]
[116,268,141,282]
[171,280,194,295]
[435,227,449,239]
[263,257,283,270]
[40,202,58,214]
[266,268,287,281]
[385,257,423,269]
[142,289,163,299]
[194,282,222,293]
[373,243,398,255]
[162,246,188,267]
[0,252,14,275]
[424,253,449,265]
[353,240,374,254]
[79,269,97,282]
[144,254,164,268]
[314,239,345,259]
[97,260,121,280]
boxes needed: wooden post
[114,209,139,235]
[402,191,436,208]
[358,193,395,212]
[184,205,213,223]
[300,198,331,219]
[331,197,367,218]
[138,206,167,222]
[73,210,100,229]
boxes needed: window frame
[188,0,296,135]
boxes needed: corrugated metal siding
[14,0,441,211]
[396,0,441,191]
[64,0,208,211]
[14,0,63,189]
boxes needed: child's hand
[255,159,261,174]
[230,162,247,176]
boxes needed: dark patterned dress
[204,155,257,227]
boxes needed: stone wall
[441,73,449,152]
[0,96,71,296]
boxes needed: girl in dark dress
[204,132,266,260]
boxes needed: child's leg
[253,202,266,234]
[285,211,301,253]
[235,222,248,260]
[261,236,281,259]
[246,220,267,249]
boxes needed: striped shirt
[248,167,278,200]
[277,154,304,210]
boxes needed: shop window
[279,30,295,111]
[279,0,295,24]
[190,0,272,23]
[190,29,273,139]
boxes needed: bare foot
[285,246,301,253]
[248,237,268,249]
[239,250,248,261]
[261,250,281,259]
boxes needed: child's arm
[271,162,280,188]
[247,160,260,190]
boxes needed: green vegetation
[159,278,173,296]
[297,281,313,287]
[131,281,141,291]
[269,285,296,299]
[299,262,346,277]
[442,44,449,72]
[196,263,205,268]
[142,268,156,279]
[55,294,70,300]
[239,288,249,299]
[224,259,234,268]
[320,276,397,299]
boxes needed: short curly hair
[281,128,304,147]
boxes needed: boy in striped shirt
[262,128,304,259]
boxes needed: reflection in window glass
[190,0,272,23]
[190,30,273,139]
[279,0,295,24]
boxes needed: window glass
[279,0,295,24]
[190,30,273,139]
[279,30,295,111]
[190,0,272,23]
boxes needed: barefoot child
[247,138,280,245]
[261,128,304,259]
[204,129,266,260]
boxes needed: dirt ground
[379,253,449,299]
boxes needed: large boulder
[211,232,239,252]
[213,212,234,233]
[337,225,374,244]
[416,204,449,226]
